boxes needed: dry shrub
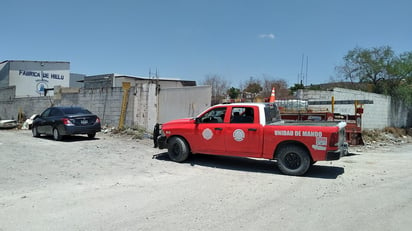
[383,127,406,138]
[362,129,382,142]
[362,127,410,144]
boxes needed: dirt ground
[1,129,412,231]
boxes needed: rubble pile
[354,127,412,152]
[363,127,411,144]
[101,125,152,140]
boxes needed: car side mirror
[195,117,201,124]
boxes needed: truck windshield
[264,103,281,124]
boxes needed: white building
[0,60,70,97]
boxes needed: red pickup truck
[155,103,347,176]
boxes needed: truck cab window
[264,103,281,124]
[230,107,254,123]
[199,107,226,123]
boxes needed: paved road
[1,129,411,231]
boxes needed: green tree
[243,77,262,94]
[339,46,394,93]
[227,87,241,99]
[289,83,305,93]
[388,51,412,104]
[337,46,412,105]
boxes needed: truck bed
[271,120,346,127]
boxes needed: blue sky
[1,0,411,87]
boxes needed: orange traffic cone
[269,87,276,102]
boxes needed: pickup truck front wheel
[277,145,310,176]
[167,137,190,162]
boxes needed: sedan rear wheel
[53,128,63,141]
[87,133,96,139]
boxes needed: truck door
[192,106,227,154]
[225,106,263,157]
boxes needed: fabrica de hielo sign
[9,69,70,97]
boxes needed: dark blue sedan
[32,106,101,141]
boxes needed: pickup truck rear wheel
[167,137,190,162]
[277,145,310,176]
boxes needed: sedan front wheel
[32,127,40,137]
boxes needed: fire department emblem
[233,129,245,142]
[202,128,213,140]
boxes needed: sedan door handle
[248,128,257,131]
[214,127,223,131]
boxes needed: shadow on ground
[36,135,99,142]
[344,152,360,157]
[153,152,344,179]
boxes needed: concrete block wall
[0,85,136,128]
[77,87,135,128]
[0,86,53,121]
[0,86,16,102]
[50,86,133,127]
[360,92,391,130]
[303,88,397,130]
[2,85,408,130]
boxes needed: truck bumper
[157,135,167,149]
[326,142,348,160]
[153,123,167,149]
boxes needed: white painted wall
[158,86,211,124]
[303,88,392,129]
[9,69,70,97]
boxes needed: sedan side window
[50,108,64,117]
[41,108,52,118]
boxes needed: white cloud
[259,33,275,39]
